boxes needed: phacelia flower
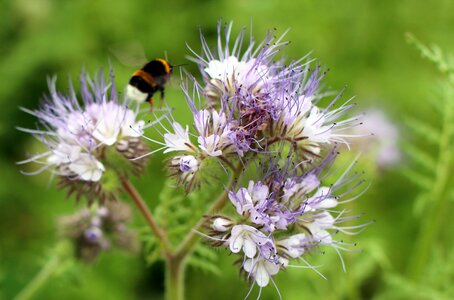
[59,201,137,261]
[229,224,276,259]
[18,70,149,203]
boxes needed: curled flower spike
[18,70,149,203]
[205,150,367,293]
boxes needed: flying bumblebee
[126,58,173,105]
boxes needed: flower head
[207,150,367,293]
[18,70,149,203]
[59,201,137,261]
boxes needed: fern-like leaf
[406,33,453,76]
[154,177,224,246]
[404,34,454,283]
[402,143,437,173]
[402,167,433,191]
[403,116,440,145]
[187,243,221,275]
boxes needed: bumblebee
[126,58,173,105]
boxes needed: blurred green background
[1,0,454,299]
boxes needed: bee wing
[109,41,148,67]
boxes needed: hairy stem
[165,255,187,300]
[120,175,173,254]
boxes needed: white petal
[264,260,281,276]
[69,154,105,182]
[243,259,254,273]
[92,119,120,146]
[255,264,270,287]
[250,182,269,203]
[164,123,192,153]
[321,212,335,228]
[243,238,257,258]
[198,135,223,156]
[320,198,337,208]
[278,257,289,268]
[312,229,332,244]
[122,119,145,137]
[230,234,244,254]
[194,110,210,135]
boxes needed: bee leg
[148,98,154,111]
[160,89,165,100]
[158,88,165,108]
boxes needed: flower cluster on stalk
[149,22,365,295]
[206,154,367,293]
[18,71,149,203]
[59,201,137,261]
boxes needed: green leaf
[402,143,437,172]
[187,244,221,275]
[406,33,452,75]
[379,272,452,300]
[155,177,224,245]
[413,192,429,216]
[402,168,433,191]
[404,117,440,145]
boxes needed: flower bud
[84,226,103,242]
[212,217,233,232]
[179,155,199,173]
[168,155,203,192]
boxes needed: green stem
[407,89,454,281]
[163,162,243,300]
[14,243,70,300]
[165,255,187,300]
[120,175,173,254]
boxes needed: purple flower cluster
[155,23,360,192]
[207,155,366,291]
[18,71,149,202]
